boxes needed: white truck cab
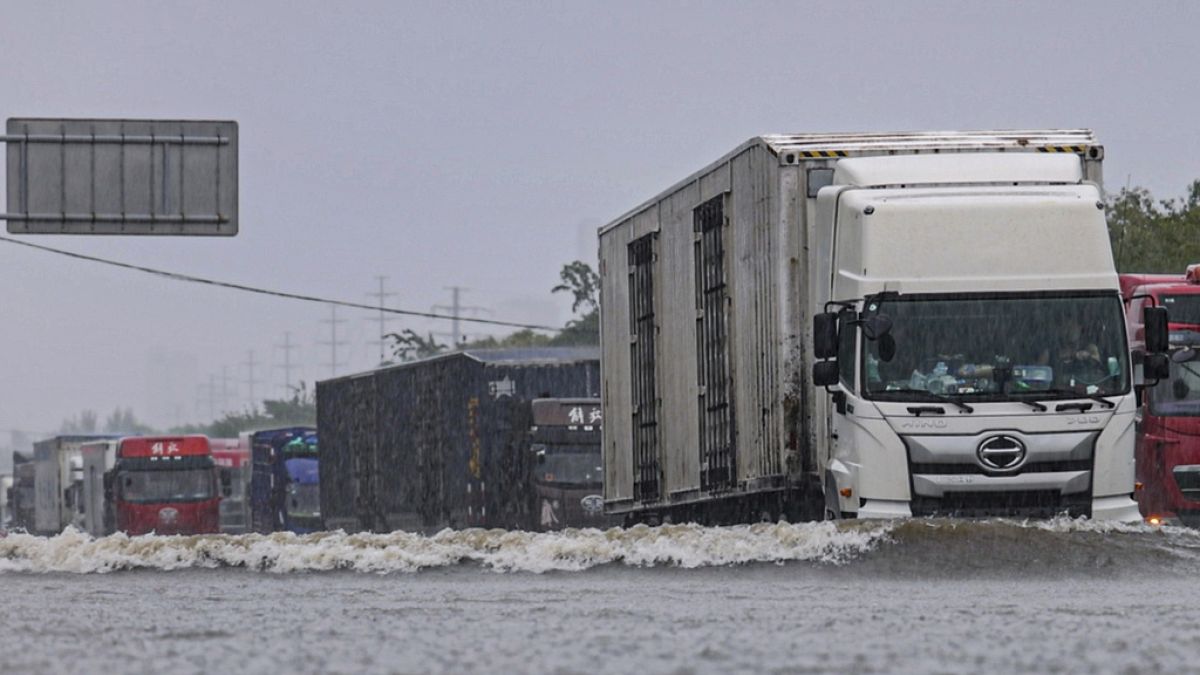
[813,153,1141,521]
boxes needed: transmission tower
[275,331,301,396]
[318,305,348,377]
[432,286,491,347]
[367,275,398,364]
[242,350,261,409]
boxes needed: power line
[0,235,558,332]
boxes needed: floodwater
[2,519,1200,674]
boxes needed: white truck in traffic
[599,130,1165,524]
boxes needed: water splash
[2,518,1195,575]
[0,521,892,574]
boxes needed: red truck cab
[1122,265,1200,525]
[112,436,221,535]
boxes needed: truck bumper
[857,499,913,519]
[1090,494,1141,522]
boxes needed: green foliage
[1108,181,1200,273]
[461,329,554,350]
[387,329,447,362]
[59,409,98,434]
[170,383,316,438]
[103,407,155,435]
[552,260,600,314]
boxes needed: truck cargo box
[317,347,600,533]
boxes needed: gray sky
[1,0,1198,448]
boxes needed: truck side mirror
[1145,306,1170,354]
[813,360,839,387]
[814,312,838,359]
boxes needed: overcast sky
[1,1,1198,454]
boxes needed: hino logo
[900,419,948,429]
[976,435,1027,472]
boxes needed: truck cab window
[838,310,857,392]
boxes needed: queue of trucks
[5,129,1200,536]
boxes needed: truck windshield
[536,445,603,485]
[1162,294,1200,326]
[1150,358,1200,417]
[120,469,214,504]
[863,293,1129,401]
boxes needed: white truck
[80,440,119,537]
[34,435,115,535]
[599,130,1165,524]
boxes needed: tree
[551,260,600,346]
[387,329,447,362]
[59,409,98,434]
[103,407,155,435]
[1107,181,1200,273]
[552,260,599,314]
[169,383,316,438]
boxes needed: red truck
[1122,265,1200,525]
[88,436,222,535]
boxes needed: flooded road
[2,520,1198,674]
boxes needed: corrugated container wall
[601,143,792,510]
[318,349,600,533]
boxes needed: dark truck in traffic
[317,347,602,533]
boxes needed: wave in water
[1,519,1196,575]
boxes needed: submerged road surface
[1,519,1197,674]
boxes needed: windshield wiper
[1022,387,1116,410]
[879,388,974,413]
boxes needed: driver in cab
[1040,317,1102,386]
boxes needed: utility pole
[194,381,214,421]
[205,369,219,417]
[367,275,397,364]
[220,366,235,414]
[432,286,490,347]
[275,331,300,396]
[242,350,261,410]
[318,305,348,377]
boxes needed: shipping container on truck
[318,348,601,533]
[1121,265,1200,525]
[34,435,118,535]
[80,440,118,537]
[210,437,251,534]
[10,452,35,531]
[1,474,12,528]
[600,129,1159,525]
[248,427,316,533]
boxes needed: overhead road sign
[4,118,237,235]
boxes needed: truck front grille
[911,490,1090,518]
